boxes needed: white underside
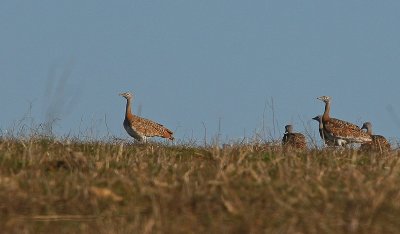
[124,123,147,142]
[335,139,348,146]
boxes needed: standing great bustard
[282,125,307,149]
[119,92,174,142]
[312,115,336,146]
[360,122,390,151]
[317,96,371,146]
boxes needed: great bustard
[316,96,371,146]
[312,115,336,146]
[119,92,174,142]
[360,122,390,151]
[282,125,307,149]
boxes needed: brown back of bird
[360,135,390,152]
[282,133,307,150]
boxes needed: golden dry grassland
[1,137,400,233]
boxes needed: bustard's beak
[317,97,323,101]
[312,116,318,121]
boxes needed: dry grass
[1,138,400,233]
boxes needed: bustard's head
[284,125,293,134]
[361,122,372,132]
[119,92,133,100]
[312,115,322,122]
[317,96,331,104]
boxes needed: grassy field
[1,137,400,233]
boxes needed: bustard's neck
[366,127,373,135]
[318,119,324,130]
[125,98,133,118]
[322,101,330,122]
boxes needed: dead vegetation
[1,138,400,233]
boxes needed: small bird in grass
[360,122,390,152]
[119,92,174,142]
[282,125,307,150]
[317,96,371,146]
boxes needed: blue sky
[1,1,400,144]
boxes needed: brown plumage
[317,96,371,146]
[282,125,307,150]
[312,115,337,146]
[360,122,390,151]
[120,92,174,142]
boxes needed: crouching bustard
[360,122,390,152]
[119,92,174,142]
[317,96,371,146]
[282,125,307,150]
